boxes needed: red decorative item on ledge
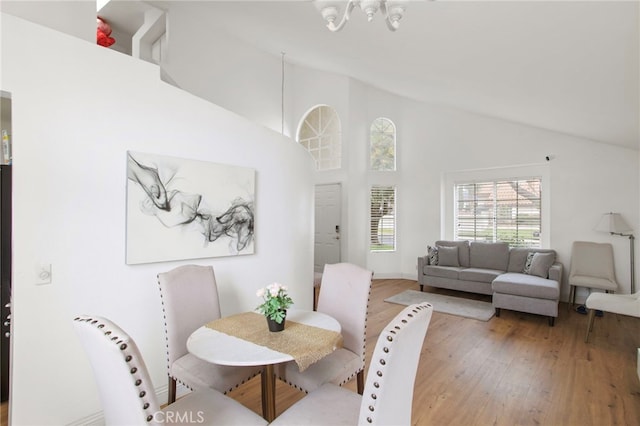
[97,16,115,47]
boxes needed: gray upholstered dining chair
[73,315,267,426]
[270,302,434,425]
[157,265,261,404]
[278,262,373,394]
[568,241,619,308]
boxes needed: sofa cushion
[423,265,462,280]
[459,268,504,284]
[427,245,439,265]
[469,242,509,270]
[435,240,470,267]
[523,252,535,274]
[525,252,556,278]
[492,273,560,300]
[508,248,556,273]
[437,246,460,267]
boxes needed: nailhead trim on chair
[156,273,198,402]
[156,275,177,376]
[74,316,157,423]
[360,303,430,424]
[337,273,373,390]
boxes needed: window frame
[454,178,542,247]
[369,185,397,252]
[443,165,550,248]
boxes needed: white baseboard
[401,272,418,280]
[370,272,418,280]
[67,411,104,426]
[67,382,191,425]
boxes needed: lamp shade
[594,212,633,234]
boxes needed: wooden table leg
[260,364,276,421]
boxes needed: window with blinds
[370,185,396,251]
[455,178,541,248]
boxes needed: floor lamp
[594,212,635,293]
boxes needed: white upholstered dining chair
[157,265,261,404]
[73,315,267,426]
[584,290,640,342]
[270,302,434,425]
[277,262,373,395]
[568,241,619,308]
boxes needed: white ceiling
[103,0,639,149]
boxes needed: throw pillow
[525,252,556,278]
[523,252,535,274]
[427,245,439,265]
[437,245,460,267]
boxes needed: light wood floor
[226,279,640,425]
[1,279,638,425]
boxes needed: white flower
[256,282,293,323]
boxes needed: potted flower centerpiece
[256,282,293,332]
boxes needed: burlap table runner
[206,311,343,372]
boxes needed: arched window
[370,117,396,171]
[297,105,341,170]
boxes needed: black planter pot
[266,314,286,332]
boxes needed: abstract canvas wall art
[126,151,255,264]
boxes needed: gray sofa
[417,240,563,326]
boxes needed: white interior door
[314,183,341,272]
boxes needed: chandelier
[313,0,407,32]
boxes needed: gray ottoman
[492,272,560,326]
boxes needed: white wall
[0,0,95,43]
[2,14,315,425]
[161,16,639,299]
[162,4,290,138]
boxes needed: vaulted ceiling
[103,1,639,149]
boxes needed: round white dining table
[187,309,341,421]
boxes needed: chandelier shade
[313,0,407,32]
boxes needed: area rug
[384,290,495,321]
